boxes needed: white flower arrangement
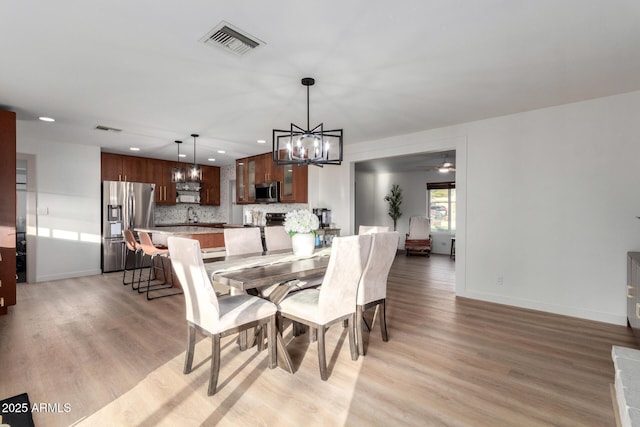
[284,209,319,236]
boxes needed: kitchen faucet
[187,206,198,224]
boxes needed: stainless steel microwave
[255,181,280,203]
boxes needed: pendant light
[188,133,203,182]
[272,77,343,167]
[170,140,186,183]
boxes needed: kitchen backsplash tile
[155,205,226,225]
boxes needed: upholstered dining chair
[277,234,372,380]
[167,236,277,396]
[123,229,143,288]
[356,231,399,356]
[264,225,292,252]
[358,225,389,235]
[138,231,182,300]
[223,227,264,256]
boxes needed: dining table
[204,247,332,373]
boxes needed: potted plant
[384,184,403,231]
[284,209,320,256]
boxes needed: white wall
[310,90,640,325]
[17,122,102,281]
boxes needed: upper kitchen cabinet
[200,165,221,206]
[236,152,307,204]
[0,110,16,315]
[280,163,308,203]
[152,159,177,205]
[255,152,281,184]
[100,152,148,182]
[236,159,246,203]
[236,156,257,204]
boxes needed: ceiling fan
[436,154,456,173]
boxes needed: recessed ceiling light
[179,154,186,158]
[129,147,140,151]
[39,116,55,122]
[257,139,266,144]
[208,158,216,162]
[217,150,225,154]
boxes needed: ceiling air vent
[200,21,264,56]
[95,125,122,132]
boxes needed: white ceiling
[2,1,640,168]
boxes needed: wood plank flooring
[0,254,636,426]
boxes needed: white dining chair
[167,236,277,396]
[358,225,389,235]
[277,234,372,380]
[223,227,264,256]
[264,225,292,251]
[356,231,399,356]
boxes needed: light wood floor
[0,254,636,426]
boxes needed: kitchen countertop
[155,222,226,228]
[135,226,224,235]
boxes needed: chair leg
[208,334,221,396]
[356,305,365,356]
[144,256,182,300]
[317,325,328,381]
[380,299,389,342]
[134,253,145,291]
[267,316,276,369]
[349,314,358,361]
[184,324,196,374]
[122,248,131,286]
[124,249,142,288]
[256,325,264,352]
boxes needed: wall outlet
[37,207,49,215]
[497,276,504,285]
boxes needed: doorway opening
[16,158,27,282]
[16,153,36,284]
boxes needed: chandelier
[272,77,343,167]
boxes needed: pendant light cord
[191,134,199,167]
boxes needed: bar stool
[123,229,143,288]
[137,231,182,300]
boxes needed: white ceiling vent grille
[95,125,122,132]
[200,21,264,56]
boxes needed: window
[427,182,455,233]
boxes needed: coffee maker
[313,208,332,228]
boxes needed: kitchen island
[135,226,225,255]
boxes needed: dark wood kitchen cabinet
[236,152,306,204]
[101,153,220,206]
[200,165,221,206]
[0,110,17,315]
[280,163,308,203]
[101,152,148,182]
[152,159,177,205]
[236,156,257,204]
[255,152,280,184]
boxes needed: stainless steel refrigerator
[101,181,155,272]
